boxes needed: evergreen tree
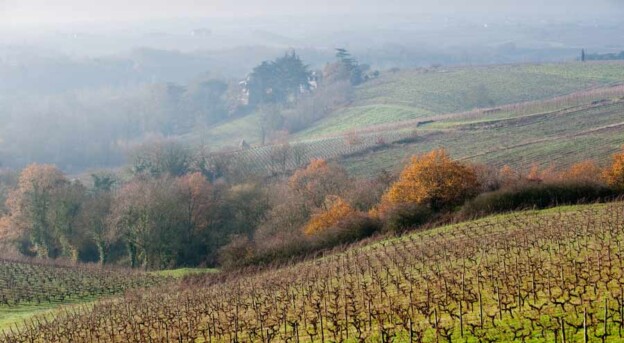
[247,52,311,106]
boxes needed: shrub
[560,160,604,184]
[604,147,624,190]
[460,181,618,219]
[226,233,318,269]
[312,212,381,246]
[223,213,381,269]
[289,159,351,208]
[380,203,433,233]
[218,235,256,269]
[381,149,479,210]
[304,196,355,236]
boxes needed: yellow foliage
[5,164,67,234]
[526,163,543,182]
[0,216,13,241]
[561,160,603,183]
[498,164,520,187]
[604,147,624,189]
[289,159,349,208]
[499,161,603,186]
[367,206,380,219]
[381,149,479,209]
[303,196,354,236]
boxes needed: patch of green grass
[187,112,263,149]
[0,298,97,330]
[151,268,218,278]
[356,62,624,113]
[295,105,432,138]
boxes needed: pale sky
[0,0,621,26]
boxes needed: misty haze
[0,1,624,342]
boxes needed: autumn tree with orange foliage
[289,159,350,209]
[525,163,560,183]
[304,196,355,236]
[560,160,604,184]
[381,149,479,210]
[604,146,624,190]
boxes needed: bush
[381,149,479,210]
[460,181,618,219]
[218,235,256,269]
[304,196,355,236]
[312,213,381,247]
[381,203,433,233]
[604,147,624,190]
[221,213,381,269]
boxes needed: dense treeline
[0,143,623,270]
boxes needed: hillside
[342,91,624,176]
[196,62,624,149]
[294,61,624,139]
[197,62,624,178]
[3,202,624,342]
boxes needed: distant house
[238,78,251,106]
[308,71,320,91]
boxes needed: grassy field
[0,299,98,331]
[4,202,624,342]
[294,104,433,138]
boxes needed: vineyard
[3,203,624,342]
[0,259,166,307]
[0,259,169,332]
